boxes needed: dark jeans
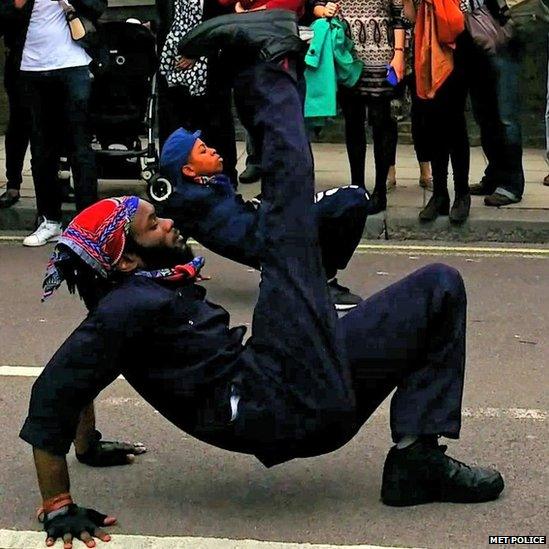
[157,69,238,187]
[244,130,261,170]
[468,36,524,199]
[229,60,466,467]
[338,89,398,195]
[3,52,31,191]
[428,36,470,199]
[22,66,98,221]
[408,72,432,164]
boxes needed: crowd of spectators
[0,0,547,246]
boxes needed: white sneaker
[23,218,63,247]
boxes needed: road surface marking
[1,235,548,257]
[1,365,545,421]
[0,529,423,549]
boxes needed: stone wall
[0,13,546,146]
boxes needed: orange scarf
[414,0,465,99]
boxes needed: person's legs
[23,71,63,222]
[4,53,30,195]
[339,88,367,188]
[202,59,238,188]
[233,59,355,455]
[369,97,397,213]
[314,185,369,280]
[409,73,433,188]
[338,263,503,505]
[239,129,262,184]
[484,40,524,203]
[468,35,524,201]
[61,66,98,213]
[420,48,469,223]
[340,264,466,440]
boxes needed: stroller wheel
[147,175,173,203]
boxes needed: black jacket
[0,0,107,70]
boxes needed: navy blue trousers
[22,66,98,221]
[230,60,466,467]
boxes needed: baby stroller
[89,20,163,198]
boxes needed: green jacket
[304,18,363,121]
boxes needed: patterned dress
[315,0,405,97]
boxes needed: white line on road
[1,364,546,421]
[1,235,548,257]
[0,529,423,549]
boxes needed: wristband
[394,47,404,51]
[43,492,74,514]
[44,505,71,522]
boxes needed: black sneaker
[419,194,450,222]
[328,279,362,311]
[381,440,504,507]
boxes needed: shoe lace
[435,445,473,472]
[33,219,58,238]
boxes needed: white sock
[396,435,418,449]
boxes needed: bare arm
[33,448,70,501]
[74,402,96,455]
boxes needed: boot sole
[382,473,504,507]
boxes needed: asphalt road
[0,240,547,549]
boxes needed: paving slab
[0,141,548,243]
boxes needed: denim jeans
[3,52,31,191]
[22,65,98,221]
[469,37,525,199]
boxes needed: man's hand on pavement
[44,505,116,548]
[76,434,147,467]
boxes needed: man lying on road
[21,10,504,548]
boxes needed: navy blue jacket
[20,277,246,456]
[162,175,264,269]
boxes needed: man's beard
[134,241,194,271]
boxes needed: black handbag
[465,4,515,55]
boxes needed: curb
[2,200,548,244]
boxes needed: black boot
[381,440,504,506]
[419,194,450,222]
[449,193,470,224]
[178,10,306,64]
[368,191,387,215]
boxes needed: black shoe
[419,194,450,222]
[239,164,262,184]
[484,191,521,207]
[0,190,20,209]
[381,440,504,506]
[368,191,387,215]
[469,179,495,196]
[178,10,305,64]
[328,279,362,311]
[449,193,470,224]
